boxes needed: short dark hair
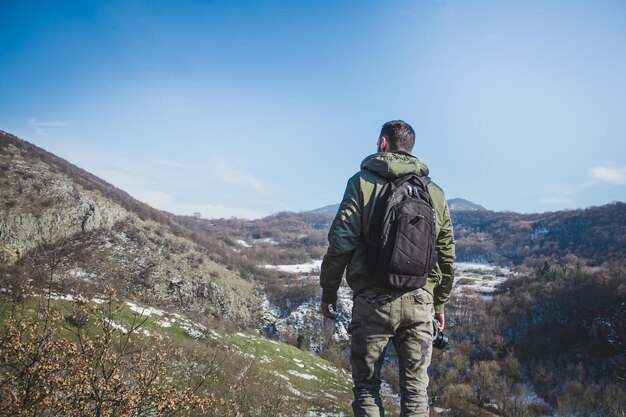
[380,120,415,152]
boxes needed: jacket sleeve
[319,174,362,304]
[434,199,455,314]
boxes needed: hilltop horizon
[303,197,626,221]
[2,129,624,220]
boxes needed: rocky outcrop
[58,223,263,327]
[0,139,130,262]
[0,131,263,329]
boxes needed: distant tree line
[451,203,626,266]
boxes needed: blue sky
[1,0,625,218]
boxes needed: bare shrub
[0,293,234,417]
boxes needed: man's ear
[379,136,390,152]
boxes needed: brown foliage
[0,295,234,417]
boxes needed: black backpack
[366,174,438,289]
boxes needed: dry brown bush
[0,293,235,417]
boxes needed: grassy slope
[0,295,354,416]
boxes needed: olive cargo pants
[348,287,434,417]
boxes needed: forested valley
[174,203,626,416]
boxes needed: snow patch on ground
[271,370,290,381]
[67,268,96,281]
[49,293,75,302]
[103,318,128,333]
[254,237,279,245]
[180,322,204,338]
[122,301,207,339]
[455,262,510,273]
[287,370,320,381]
[306,411,346,417]
[46,292,112,306]
[25,292,219,343]
[126,302,165,317]
[453,262,515,295]
[286,385,305,397]
[263,260,323,274]
[235,239,251,248]
[316,363,338,374]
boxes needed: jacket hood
[360,152,429,179]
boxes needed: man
[319,120,455,417]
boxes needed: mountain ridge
[447,198,487,211]
[306,197,488,218]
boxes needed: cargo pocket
[365,293,394,307]
[410,289,434,324]
[412,290,433,305]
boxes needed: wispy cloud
[155,195,264,219]
[37,142,268,218]
[590,166,626,185]
[539,165,626,206]
[211,160,266,193]
[133,188,263,219]
[95,169,151,189]
[27,117,68,136]
[538,185,577,205]
[94,169,263,219]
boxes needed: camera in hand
[433,320,448,350]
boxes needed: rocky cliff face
[43,218,263,327]
[0,132,132,262]
[0,131,262,328]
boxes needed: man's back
[319,120,455,417]
[319,151,455,311]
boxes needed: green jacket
[319,151,455,314]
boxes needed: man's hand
[434,312,445,332]
[320,302,337,320]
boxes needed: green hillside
[0,292,354,416]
